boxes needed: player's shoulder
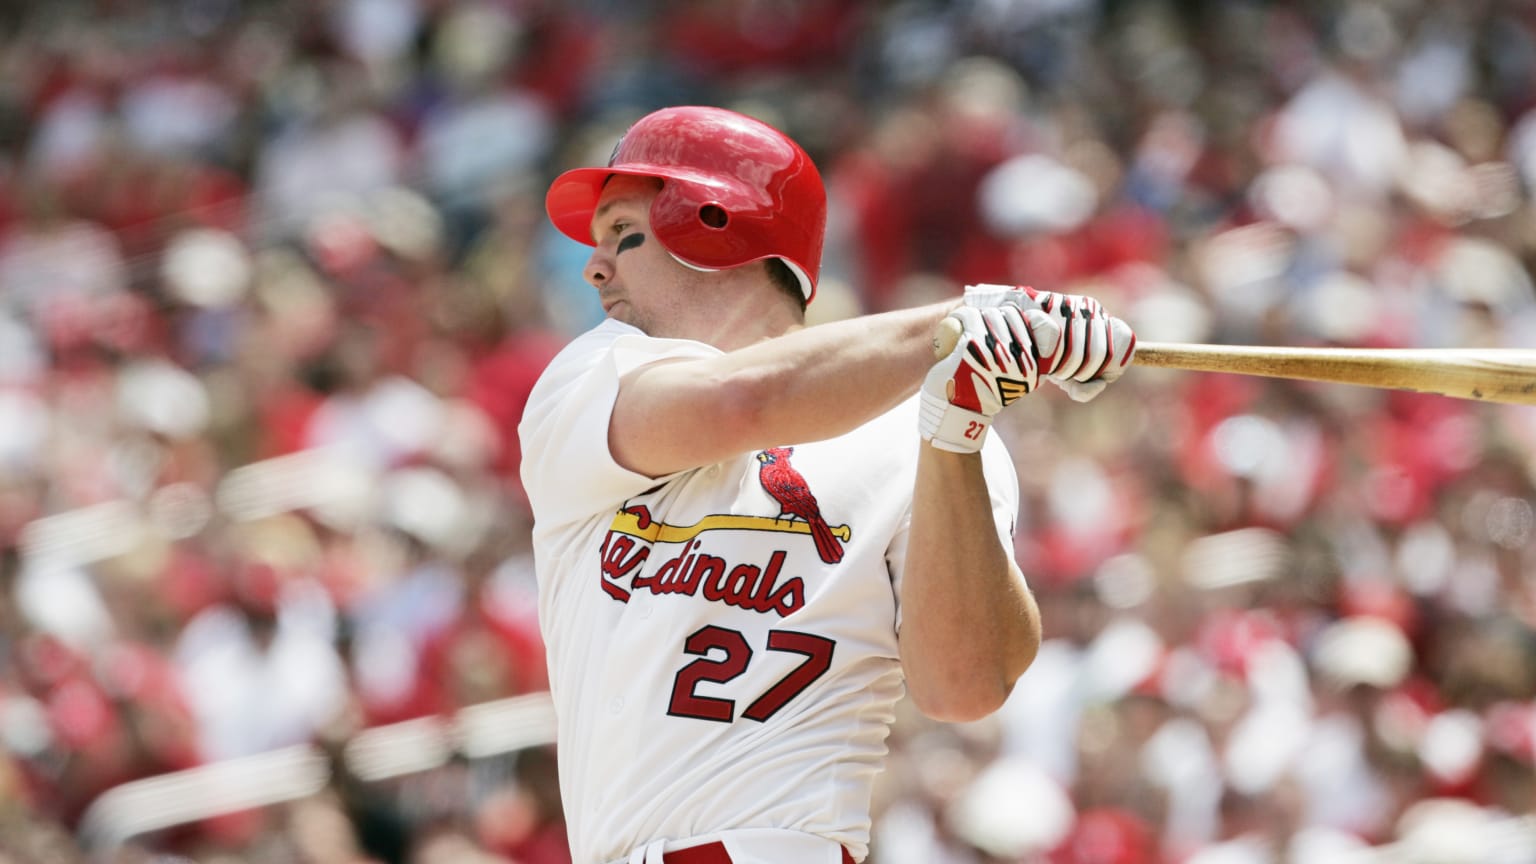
[551,318,639,366]
[541,319,724,381]
[528,319,635,391]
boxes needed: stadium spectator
[0,1,1533,861]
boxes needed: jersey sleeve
[518,320,722,531]
[886,432,1021,632]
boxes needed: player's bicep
[611,358,760,477]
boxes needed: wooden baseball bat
[931,317,1536,406]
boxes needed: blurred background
[1,0,1534,862]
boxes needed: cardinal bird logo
[756,447,845,564]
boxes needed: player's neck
[682,284,804,352]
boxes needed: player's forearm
[614,301,957,475]
[724,301,954,437]
[898,447,1041,723]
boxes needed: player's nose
[584,246,613,288]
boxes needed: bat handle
[932,315,963,359]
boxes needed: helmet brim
[545,164,743,247]
[544,163,817,303]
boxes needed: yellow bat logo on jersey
[607,509,851,546]
[598,504,844,617]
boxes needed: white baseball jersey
[519,319,1020,864]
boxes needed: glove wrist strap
[919,390,991,453]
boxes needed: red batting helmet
[545,106,826,302]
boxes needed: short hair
[766,258,807,315]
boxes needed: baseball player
[518,106,1134,864]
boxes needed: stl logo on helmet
[597,449,851,618]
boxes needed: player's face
[585,175,703,337]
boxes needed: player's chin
[609,304,651,333]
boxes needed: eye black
[617,233,646,254]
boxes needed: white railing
[77,691,556,858]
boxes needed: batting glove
[965,283,1137,402]
[920,305,1061,453]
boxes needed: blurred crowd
[1,0,1535,862]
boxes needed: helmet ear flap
[648,181,754,271]
[697,204,729,230]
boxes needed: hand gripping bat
[933,317,1536,406]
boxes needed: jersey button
[608,697,625,714]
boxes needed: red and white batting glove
[920,305,1062,453]
[965,283,1137,402]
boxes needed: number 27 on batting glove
[920,305,1062,453]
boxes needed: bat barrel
[1133,342,1536,406]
